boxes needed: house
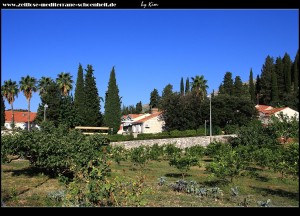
[255,105,299,125]
[117,108,165,134]
[4,110,38,130]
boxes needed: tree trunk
[11,103,14,129]
[28,98,30,131]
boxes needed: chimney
[151,108,159,114]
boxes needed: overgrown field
[1,120,299,207]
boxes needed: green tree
[59,95,77,128]
[135,101,143,114]
[271,70,279,106]
[249,68,255,103]
[260,55,274,105]
[233,76,243,96]
[56,72,73,96]
[292,50,299,94]
[255,75,261,105]
[191,75,208,100]
[180,77,184,96]
[220,72,234,96]
[185,77,190,95]
[74,63,86,125]
[1,94,5,126]
[38,76,53,96]
[19,75,37,131]
[282,53,292,94]
[274,57,285,100]
[84,64,102,126]
[1,79,18,128]
[104,66,121,134]
[150,88,160,109]
[35,81,61,126]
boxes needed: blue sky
[2,9,299,112]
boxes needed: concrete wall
[110,135,236,149]
[142,117,165,134]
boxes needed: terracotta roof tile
[5,111,37,123]
[133,112,162,124]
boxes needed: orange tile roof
[122,114,144,120]
[255,105,287,116]
[5,111,37,123]
[133,112,162,124]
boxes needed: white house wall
[142,117,165,134]
[274,108,299,120]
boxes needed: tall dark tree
[19,75,37,131]
[255,75,261,105]
[35,81,61,126]
[56,72,73,96]
[160,84,173,109]
[136,101,143,114]
[84,64,102,126]
[292,50,299,93]
[274,57,285,100]
[104,66,121,134]
[1,79,18,128]
[180,77,184,96]
[150,88,160,109]
[185,78,190,95]
[260,55,274,105]
[220,72,234,96]
[74,63,86,125]
[233,76,243,96]
[1,94,5,126]
[282,53,292,94]
[59,95,77,128]
[271,70,279,105]
[249,68,255,103]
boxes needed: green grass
[1,158,299,207]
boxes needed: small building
[4,110,38,130]
[117,108,165,134]
[255,105,299,125]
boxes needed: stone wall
[110,135,237,149]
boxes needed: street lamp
[44,104,48,121]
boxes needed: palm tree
[56,72,73,96]
[1,79,19,129]
[19,75,37,131]
[38,76,53,96]
[191,75,209,100]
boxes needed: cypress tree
[35,81,61,126]
[180,77,184,95]
[185,78,190,95]
[249,68,255,103]
[292,50,299,93]
[260,55,274,105]
[1,94,5,126]
[74,63,86,125]
[136,101,143,114]
[104,66,121,134]
[84,64,102,126]
[222,72,234,95]
[274,57,285,100]
[150,88,160,109]
[255,75,261,105]
[271,70,279,105]
[233,76,243,96]
[282,53,292,93]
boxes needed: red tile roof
[122,114,144,120]
[255,105,286,116]
[5,111,37,123]
[133,112,162,124]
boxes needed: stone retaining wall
[110,135,236,149]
